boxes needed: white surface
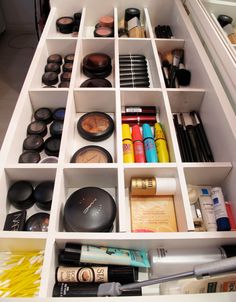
[0,0,236,300]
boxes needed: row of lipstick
[122,106,169,163]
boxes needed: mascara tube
[154,122,169,162]
[142,124,158,162]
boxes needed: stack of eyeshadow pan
[19,107,65,163]
[119,54,150,87]
[42,53,74,88]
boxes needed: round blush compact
[64,187,116,232]
[63,63,73,72]
[82,53,112,78]
[94,27,113,38]
[71,145,113,163]
[23,135,44,152]
[64,54,74,63]
[56,17,74,34]
[59,82,70,88]
[47,54,63,65]
[34,108,53,124]
[60,72,71,82]
[80,78,112,87]
[77,112,114,141]
[45,63,61,74]
[27,121,47,137]
[24,213,50,232]
[7,181,35,210]
[99,16,114,28]
[42,72,59,86]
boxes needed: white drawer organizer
[1,0,236,301]
[185,0,236,113]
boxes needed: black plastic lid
[24,212,50,232]
[53,108,66,121]
[74,12,82,24]
[34,181,54,211]
[7,181,35,209]
[34,108,53,124]
[50,121,63,137]
[64,187,116,232]
[83,64,112,78]
[27,121,47,137]
[71,145,113,163]
[18,150,41,163]
[64,54,74,63]
[83,53,112,72]
[77,112,114,142]
[23,135,44,152]
[58,81,70,88]
[42,71,59,86]
[63,63,73,72]
[44,137,61,156]
[56,17,74,34]
[221,245,236,258]
[60,72,71,82]
[45,63,61,74]
[80,78,112,87]
[217,15,233,28]
[125,8,141,22]
[58,250,82,266]
[47,54,63,65]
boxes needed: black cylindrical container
[52,282,141,297]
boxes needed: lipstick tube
[131,125,146,163]
[124,106,156,115]
[154,123,169,162]
[142,123,158,162]
[122,124,134,163]
[122,115,156,125]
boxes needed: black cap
[34,181,54,211]
[7,181,35,209]
[125,8,140,22]
[18,150,41,163]
[217,15,233,28]
[221,245,236,258]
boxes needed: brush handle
[186,125,203,162]
[173,115,187,162]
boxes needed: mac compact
[44,137,61,156]
[64,54,74,63]
[18,150,41,163]
[34,181,54,211]
[77,112,114,141]
[24,213,50,232]
[47,54,63,65]
[82,53,112,78]
[42,71,59,86]
[80,78,112,87]
[23,135,44,152]
[64,187,116,232]
[50,121,63,137]
[71,146,113,163]
[56,17,74,34]
[34,108,53,124]
[7,181,35,209]
[53,108,66,121]
[27,121,47,137]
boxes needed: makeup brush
[173,114,187,162]
[169,49,184,88]
[162,52,173,65]
[162,60,170,87]
[179,113,195,162]
[176,63,191,86]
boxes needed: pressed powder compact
[23,135,44,152]
[27,121,47,137]
[24,213,50,232]
[47,54,63,65]
[56,17,74,34]
[64,54,74,63]
[77,112,114,141]
[94,27,113,38]
[18,150,41,164]
[45,63,61,74]
[7,181,35,210]
[64,187,116,232]
[34,107,53,124]
[44,137,61,156]
[53,108,66,121]
[82,53,112,78]
[50,121,64,137]
[34,181,54,211]
[80,78,112,87]
[42,71,59,86]
[71,146,113,163]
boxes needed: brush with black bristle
[176,63,191,86]
[169,48,184,88]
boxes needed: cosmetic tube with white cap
[130,177,176,196]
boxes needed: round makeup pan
[71,145,113,163]
[77,112,114,141]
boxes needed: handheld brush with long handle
[169,48,184,88]
[97,256,236,296]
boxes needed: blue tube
[142,124,158,162]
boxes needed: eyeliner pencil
[173,114,187,162]
[180,113,194,162]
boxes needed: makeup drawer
[0,0,236,301]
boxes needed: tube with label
[132,124,145,163]
[211,187,231,231]
[149,245,236,278]
[130,177,176,196]
[198,187,217,232]
[154,122,169,162]
[60,243,150,268]
[122,124,134,163]
[56,265,137,284]
[142,124,158,162]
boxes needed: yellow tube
[154,123,170,162]
[122,124,135,163]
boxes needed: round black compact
[45,63,61,74]
[24,213,50,232]
[18,150,41,164]
[56,17,74,34]
[47,54,63,65]
[27,121,47,137]
[80,78,112,87]
[34,181,54,211]
[50,121,63,137]
[34,108,53,124]
[64,187,116,232]
[77,112,114,141]
[53,108,66,121]
[23,135,44,152]
[44,137,61,156]
[42,72,59,86]
[64,54,74,63]
[71,145,113,163]
[82,53,112,78]
[7,181,35,209]
[59,82,70,88]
